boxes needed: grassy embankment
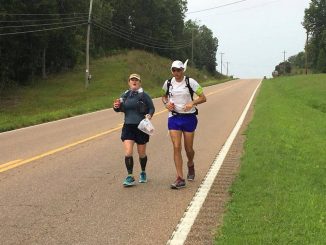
[0,50,226,132]
[215,74,326,244]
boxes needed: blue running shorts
[168,114,198,132]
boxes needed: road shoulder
[184,91,257,244]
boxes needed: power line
[0,12,88,36]
[0,16,87,23]
[186,0,248,14]
[93,15,190,45]
[215,0,280,16]
[93,21,191,49]
[0,18,87,29]
[93,21,191,50]
[0,22,87,36]
[0,13,88,16]
[0,12,191,49]
[108,24,190,45]
[92,19,191,48]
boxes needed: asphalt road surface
[0,79,261,245]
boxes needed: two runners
[115,60,206,189]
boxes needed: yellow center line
[1,84,234,173]
[0,125,122,173]
[206,85,233,96]
[0,159,23,170]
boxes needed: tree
[275,61,291,75]
[288,52,305,69]
[0,0,219,91]
[303,0,326,73]
[184,20,218,74]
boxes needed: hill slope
[0,50,223,132]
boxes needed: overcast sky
[186,0,311,78]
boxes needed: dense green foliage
[274,61,291,75]
[275,0,326,75]
[288,52,305,70]
[303,0,326,73]
[0,0,219,92]
[289,0,326,74]
[215,74,326,244]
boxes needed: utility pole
[226,62,229,76]
[85,0,94,88]
[220,52,224,75]
[283,50,286,74]
[305,30,309,75]
[283,50,286,62]
[191,29,194,66]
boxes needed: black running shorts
[121,124,149,144]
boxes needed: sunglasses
[172,68,183,72]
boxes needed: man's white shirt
[162,76,202,116]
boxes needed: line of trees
[283,0,326,75]
[0,0,219,92]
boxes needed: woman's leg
[137,143,146,158]
[123,140,135,175]
[137,144,147,172]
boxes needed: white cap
[171,59,188,72]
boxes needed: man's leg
[184,131,195,180]
[184,131,195,165]
[169,130,183,178]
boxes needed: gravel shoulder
[184,92,257,245]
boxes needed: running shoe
[187,165,195,181]
[123,175,135,187]
[170,177,186,189]
[139,171,147,183]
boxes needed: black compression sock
[125,156,134,175]
[139,156,147,172]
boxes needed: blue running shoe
[123,175,135,187]
[139,171,147,183]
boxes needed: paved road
[0,79,261,245]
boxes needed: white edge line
[0,108,114,135]
[166,79,262,245]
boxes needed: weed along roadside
[213,74,326,244]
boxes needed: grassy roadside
[0,50,226,132]
[215,74,326,244]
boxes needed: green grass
[215,74,326,244]
[0,50,224,132]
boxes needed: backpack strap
[165,78,172,97]
[185,76,194,100]
[185,77,198,115]
[166,77,194,100]
[122,90,130,100]
[138,91,144,101]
